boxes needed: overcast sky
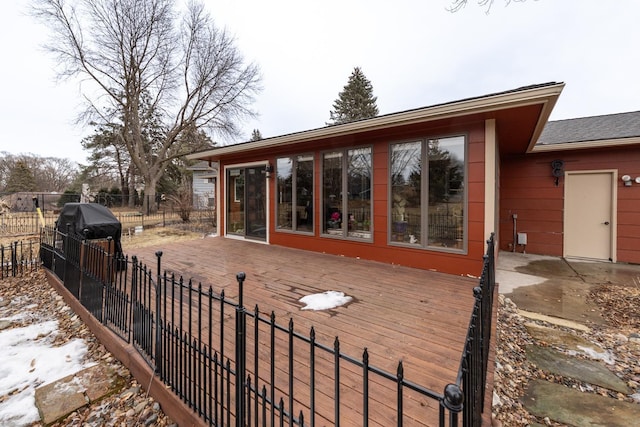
[1,0,639,164]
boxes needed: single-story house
[187,82,640,275]
[187,161,217,209]
[500,110,640,264]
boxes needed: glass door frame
[224,161,271,243]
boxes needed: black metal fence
[0,212,57,235]
[0,240,40,279]
[456,234,495,427]
[39,227,496,427]
[0,207,216,237]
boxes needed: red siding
[500,145,640,264]
[218,121,488,276]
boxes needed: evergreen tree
[250,129,263,141]
[327,67,379,125]
[5,161,37,193]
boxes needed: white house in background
[188,161,217,209]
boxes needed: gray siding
[192,171,216,208]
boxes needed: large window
[322,147,372,239]
[390,141,422,242]
[276,154,314,233]
[390,135,466,251]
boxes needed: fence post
[155,251,163,374]
[106,237,113,286]
[82,228,91,296]
[11,241,18,277]
[130,255,138,344]
[443,383,463,427]
[52,222,57,274]
[63,223,71,284]
[235,271,247,427]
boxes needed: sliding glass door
[226,165,267,241]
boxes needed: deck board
[126,236,490,426]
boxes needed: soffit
[188,82,564,162]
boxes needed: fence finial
[155,251,163,278]
[236,272,246,307]
[443,383,463,412]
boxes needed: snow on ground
[0,314,92,426]
[299,291,352,311]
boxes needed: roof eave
[532,136,640,153]
[525,92,562,153]
[188,83,565,161]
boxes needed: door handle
[603,221,610,225]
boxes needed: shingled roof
[538,111,640,145]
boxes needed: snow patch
[492,390,502,407]
[0,321,91,426]
[575,345,616,365]
[299,291,353,311]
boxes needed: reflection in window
[390,141,421,244]
[276,158,293,230]
[322,147,372,239]
[227,168,245,235]
[428,136,465,249]
[347,147,372,238]
[276,155,314,232]
[296,155,314,232]
[389,136,466,250]
[323,151,343,235]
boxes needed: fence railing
[455,233,496,427]
[39,227,496,427]
[0,240,41,279]
[0,207,216,237]
[0,212,58,235]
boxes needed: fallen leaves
[589,283,640,329]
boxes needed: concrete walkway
[496,252,640,427]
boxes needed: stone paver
[522,380,640,427]
[518,309,591,332]
[35,364,124,425]
[526,345,631,395]
[497,252,640,426]
[525,322,601,352]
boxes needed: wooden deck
[127,236,485,426]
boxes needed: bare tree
[448,0,530,13]
[0,152,12,190]
[0,152,78,193]
[32,0,261,212]
[37,157,79,192]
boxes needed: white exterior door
[563,171,616,261]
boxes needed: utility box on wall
[517,232,528,245]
